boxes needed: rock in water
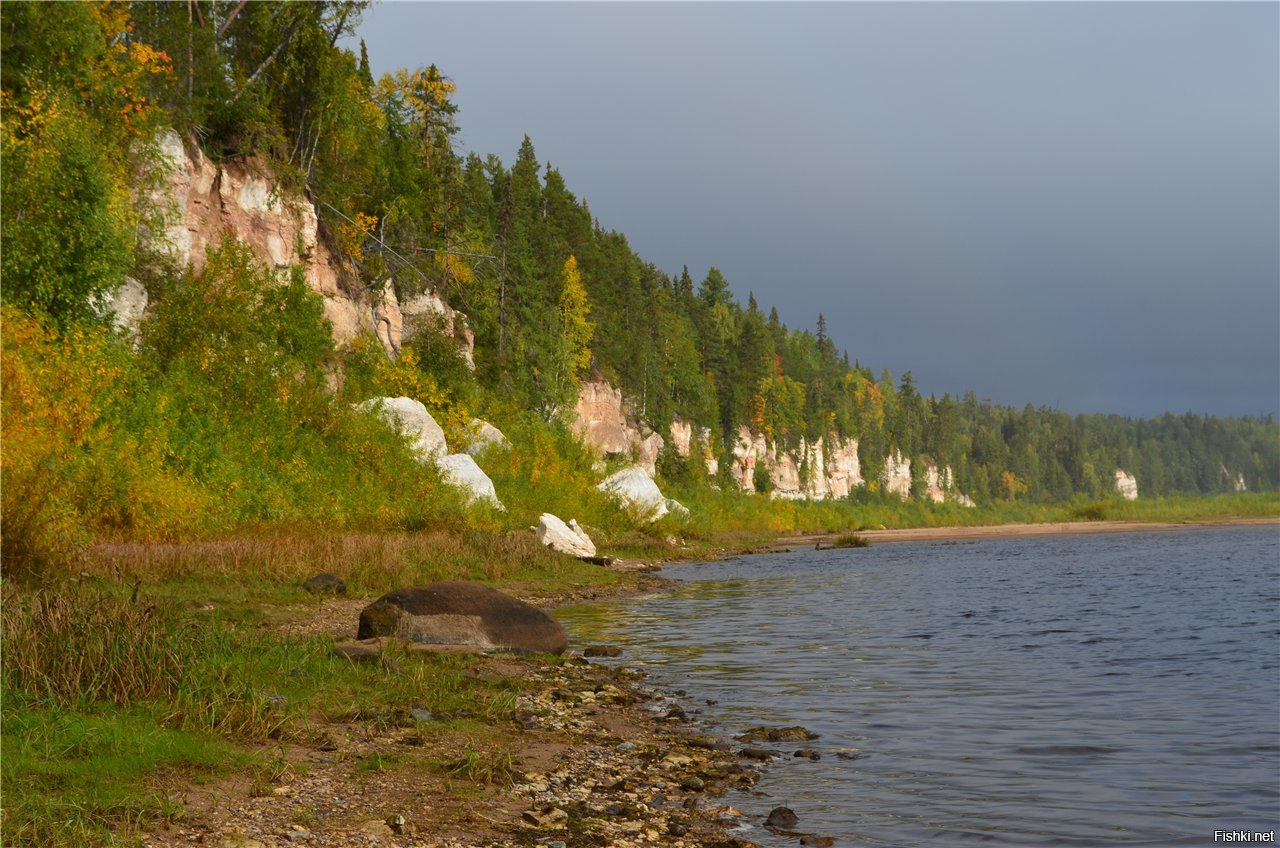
[534,513,597,558]
[357,582,567,655]
[766,806,799,829]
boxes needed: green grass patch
[0,575,554,846]
[1,704,245,847]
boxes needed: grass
[0,571,554,848]
[828,533,871,548]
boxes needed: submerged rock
[357,581,567,655]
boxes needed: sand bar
[783,516,1279,548]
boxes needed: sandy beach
[780,516,1279,548]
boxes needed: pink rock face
[824,438,862,499]
[571,379,665,475]
[573,380,632,456]
[148,130,474,363]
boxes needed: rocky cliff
[727,427,864,500]
[571,378,869,500]
[117,130,473,361]
[571,379,665,475]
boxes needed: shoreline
[774,516,1279,550]
[54,515,1280,847]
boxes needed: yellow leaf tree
[543,255,594,418]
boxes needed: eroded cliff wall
[127,130,473,361]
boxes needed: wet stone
[766,805,799,829]
[738,725,819,743]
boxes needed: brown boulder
[356,582,568,655]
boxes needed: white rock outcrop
[598,466,670,522]
[883,450,913,500]
[358,397,448,460]
[669,419,719,475]
[534,514,596,558]
[463,418,510,456]
[1114,469,1139,501]
[401,291,476,370]
[94,277,149,345]
[437,453,503,509]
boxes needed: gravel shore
[141,573,778,848]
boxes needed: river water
[557,525,1279,847]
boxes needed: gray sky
[351,2,1279,419]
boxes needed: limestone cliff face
[727,425,863,500]
[140,130,473,361]
[883,450,912,500]
[668,419,718,475]
[571,379,664,476]
[569,379,985,505]
[923,462,973,506]
[1114,469,1139,501]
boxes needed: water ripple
[559,526,1280,846]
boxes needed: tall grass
[0,577,547,847]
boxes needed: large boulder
[358,396,447,459]
[534,513,597,558]
[463,418,510,456]
[598,466,669,522]
[357,582,567,655]
[436,453,503,509]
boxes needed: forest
[3,1,1276,572]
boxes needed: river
[558,525,1280,846]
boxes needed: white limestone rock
[598,466,669,522]
[358,397,447,460]
[534,513,596,558]
[437,453,503,509]
[664,498,691,520]
[883,449,912,500]
[93,277,149,345]
[1114,469,1139,501]
[464,418,510,456]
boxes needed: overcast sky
[351,2,1279,419]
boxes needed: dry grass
[85,528,569,593]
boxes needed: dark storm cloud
[352,2,1279,418]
